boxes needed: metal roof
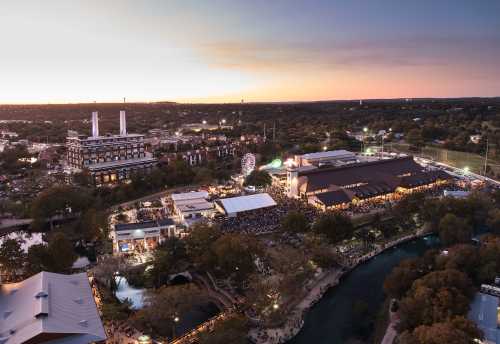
[115,218,174,232]
[301,150,354,160]
[171,191,209,202]
[0,272,106,344]
[468,292,500,344]
[218,193,277,215]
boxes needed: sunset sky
[1,0,499,103]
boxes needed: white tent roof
[218,193,277,215]
[0,271,106,344]
[171,191,209,202]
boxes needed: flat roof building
[294,150,356,168]
[171,191,214,227]
[111,218,176,254]
[0,271,106,344]
[67,111,157,185]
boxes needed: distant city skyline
[1,0,499,104]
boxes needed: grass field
[389,143,500,176]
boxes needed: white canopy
[218,193,277,216]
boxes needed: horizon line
[0,95,499,107]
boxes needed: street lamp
[202,120,207,125]
[323,146,328,151]
[273,303,279,310]
[221,119,226,124]
[363,127,368,133]
[172,315,180,340]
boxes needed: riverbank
[249,230,431,344]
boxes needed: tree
[212,233,259,282]
[93,255,126,293]
[312,212,354,244]
[487,208,500,234]
[26,244,50,276]
[398,269,473,332]
[400,317,482,344]
[75,208,106,241]
[148,237,188,288]
[438,213,473,246]
[31,186,94,230]
[244,170,272,188]
[0,238,26,281]
[132,284,207,338]
[406,129,423,147]
[281,211,309,233]
[383,258,425,299]
[185,224,221,270]
[197,315,249,344]
[24,232,77,275]
[46,232,77,273]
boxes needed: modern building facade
[66,111,157,185]
[111,218,176,254]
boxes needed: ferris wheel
[241,153,256,176]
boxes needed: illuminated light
[270,158,282,169]
[363,127,368,133]
[202,120,207,125]
[174,316,180,322]
[273,303,279,310]
[138,335,152,344]
[221,119,226,124]
[284,158,295,167]
[463,166,470,174]
[323,146,328,151]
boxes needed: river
[289,235,441,344]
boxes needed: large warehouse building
[287,156,451,209]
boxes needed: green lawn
[389,143,500,176]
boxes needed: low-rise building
[171,191,215,226]
[0,271,106,344]
[111,218,176,254]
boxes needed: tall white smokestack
[119,110,127,136]
[91,111,99,137]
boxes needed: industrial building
[66,111,157,185]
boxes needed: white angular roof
[218,193,277,215]
[171,191,209,202]
[0,271,106,344]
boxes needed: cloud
[197,35,500,77]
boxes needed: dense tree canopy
[312,212,354,244]
[244,170,272,188]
